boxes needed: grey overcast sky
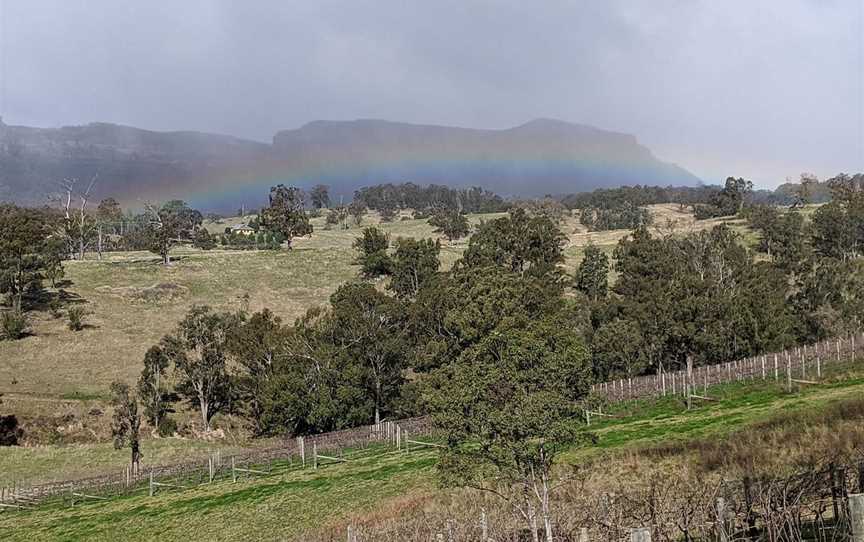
[1,0,862,187]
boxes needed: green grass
[0,438,260,485]
[5,372,864,541]
[566,368,864,461]
[1,446,438,542]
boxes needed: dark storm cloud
[1,0,861,186]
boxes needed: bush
[1,310,29,340]
[0,415,23,446]
[67,306,88,331]
[379,206,397,223]
[157,416,178,437]
[192,228,216,250]
[48,298,63,319]
[358,251,393,278]
[353,227,393,277]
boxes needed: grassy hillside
[4,364,863,541]
[0,202,758,516]
[0,205,742,401]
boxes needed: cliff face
[0,119,270,207]
[0,118,700,211]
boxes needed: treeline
[353,183,509,215]
[560,184,717,210]
[561,175,838,230]
[562,184,721,231]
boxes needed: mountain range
[0,117,700,212]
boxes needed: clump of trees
[694,177,753,219]
[0,203,73,341]
[580,202,652,231]
[561,184,698,210]
[428,209,470,241]
[354,183,508,214]
[310,184,331,210]
[0,204,60,313]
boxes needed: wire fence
[592,332,864,405]
[3,331,863,518]
[0,417,433,511]
[337,459,864,541]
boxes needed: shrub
[67,306,88,331]
[48,298,63,319]
[157,416,178,437]
[192,228,216,250]
[1,310,29,340]
[353,227,393,277]
[0,415,23,446]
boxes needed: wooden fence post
[298,436,305,467]
[313,442,318,470]
[480,509,488,542]
[686,356,693,410]
[630,527,651,542]
[149,471,154,497]
[716,497,728,542]
[774,353,779,381]
[786,356,792,392]
[848,493,864,542]
[232,457,236,483]
[801,349,806,379]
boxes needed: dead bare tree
[58,176,97,260]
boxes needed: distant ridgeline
[0,117,701,211]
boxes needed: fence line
[4,332,863,512]
[592,332,864,405]
[343,458,864,541]
[0,417,433,509]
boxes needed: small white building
[231,224,256,236]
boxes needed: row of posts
[352,493,864,542]
[592,334,858,403]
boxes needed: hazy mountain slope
[0,117,700,211]
[271,118,700,198]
